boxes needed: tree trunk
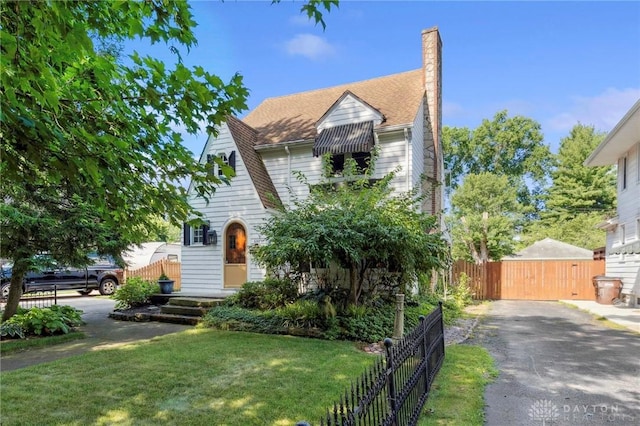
[2,270,26,321]
[349,266,359,306]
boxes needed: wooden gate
[452,260,605,300]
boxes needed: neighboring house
[585,99,640,306]
[181,28,444,296]
[503,238,594,261]
[122,242,181,270]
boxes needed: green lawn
[1,330,496,425]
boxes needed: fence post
[384,337,397,425]
[392,293,404,342]
[54,284,57,305]
[438,301,445,354]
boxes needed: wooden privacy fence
[311,303,445,426]
[452,259,605,300]
[125,258,181,291]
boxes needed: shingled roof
[243,69,424,146]
[225,115,282,209]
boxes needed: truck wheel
[1,283,10,300]
[99,278,117,295]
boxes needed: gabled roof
[503,238,594,260]
[243,69,424,146]
[585,99,640,166]
[316,90,384,130]
[226,116,282,209]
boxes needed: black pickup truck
[0,257,124,299]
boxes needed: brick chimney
[421,27,443,216]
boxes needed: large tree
[448,172,522,263]
[443,110,553,216]
[0,1,334,320]
[252,157,449,306]
[520,124,616,249]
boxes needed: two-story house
[181,28,444,296]
[585,99,640,306]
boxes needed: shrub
[230,278,298,310]
[1,305,84,338]
[274,300,323,329]
[112,276,160,309]
[201,306,283,334]
[0,322,25,339]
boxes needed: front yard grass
[0,328,496,425]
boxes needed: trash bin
[592,276,623,305]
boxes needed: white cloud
[289,15,314,27]
[284,33,336,61]
[548,88,640,133]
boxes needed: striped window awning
[313,121,374,157]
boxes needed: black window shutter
[183,223,191,246]
[229,151,236,172]
[202,223,210,245]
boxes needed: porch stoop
[110,296,226,325]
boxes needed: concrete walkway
[560,300,640,333]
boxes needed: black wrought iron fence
[0,288,57,310]
[313,302,445,426]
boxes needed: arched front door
[224,222,247,288]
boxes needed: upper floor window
[207,151,237,177]
[619,224,626,245]
[620,156,627,190]
[330,152,371,175]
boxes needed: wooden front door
[224,223,247,288]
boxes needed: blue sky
[135,1,640,156]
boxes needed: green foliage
[252,159,449,306]
[0,321,25,339]
[443,110,553,214]
[520,124,616,249]
[448,172,521,262]
[200,306,284,334]
[274,300,324,328]
[111,277,160,309]
[0,0,334,322]
[1,305,83,338]
[227,278,299,310]
[204,296,444,343]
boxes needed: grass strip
[419,344,497,425]
[0,331,85,355]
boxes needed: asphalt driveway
[469,301,639,426]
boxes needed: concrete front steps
[110,296,226,325]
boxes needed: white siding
[375,132,409,193]
[181,123,269,295]
[318,94,383,131]
[260,144,323,209]
[606,143,640,299]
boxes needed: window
[637,143,640,182]
[218,153,228,177]
[620,224,626,245]
[331,154,345,174]
[206,151,236,177]
[352,151,371,174]
[193,226,203,244]
[620,156,627,190]
[183,222,210,246]
[636,218,640,240]
[330,152,371,175]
